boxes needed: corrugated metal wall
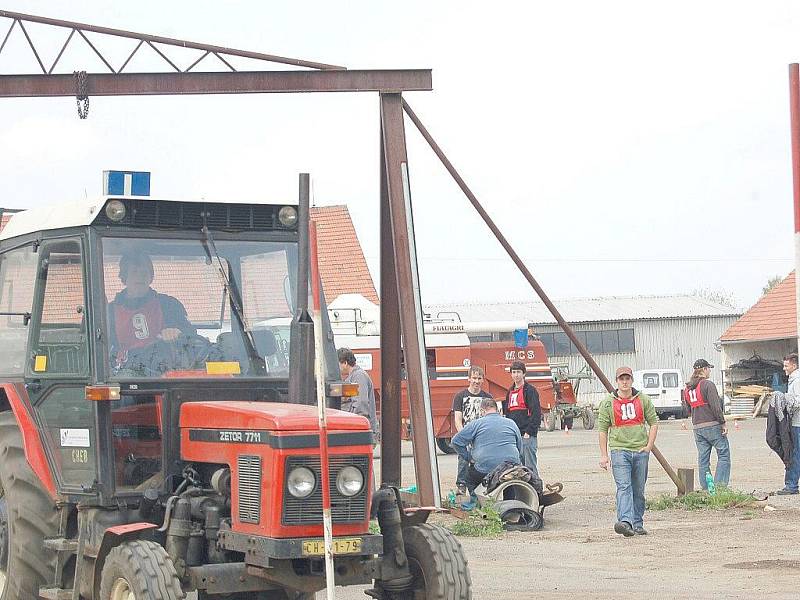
[534,316,739,405]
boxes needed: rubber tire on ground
[0,411,60,600]
[561,416,574,430]
[199,591,313,599]
[658,413,669,421]
[545,410,559,432]
[582,409,596,430]
[99,540,185,600]
[403,523,471,600]
[436,438,457,455]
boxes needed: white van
[633,369,686,420]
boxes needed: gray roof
[424,295,742,325]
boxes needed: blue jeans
[610,450,649,528]
[456,454,469,487]
[522,435,539,479]
[694,424,731,489]
[785,426,800,492]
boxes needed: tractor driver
[107,253,196,369]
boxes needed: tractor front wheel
[99,540,185,600]
[403,523,471,599]
[0,411,60,600]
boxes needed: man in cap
[683,359,730,491]
[598,366,659,537]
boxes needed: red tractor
[0,192,469,599]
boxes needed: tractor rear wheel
[99,540,185,600]
[403,523,471,599]
[582,409,596,430]
[0,411,60,600]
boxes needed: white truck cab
[633,369,686,420]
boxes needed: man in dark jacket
[502,360,541,477]
[683,359,730,490]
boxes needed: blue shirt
[451,412,523,473]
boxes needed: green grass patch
[646,487,757,511]
[449,499,505,537]
[368,520,381,535]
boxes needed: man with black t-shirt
[503,360,541,478]
[452,365,494,494]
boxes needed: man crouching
[451,397,523,510]
[598,366,659,537]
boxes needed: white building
[425,295,741,404]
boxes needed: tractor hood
[180,401,370,432]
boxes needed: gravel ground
[331,417,800,600]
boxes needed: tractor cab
[0,193,469,600]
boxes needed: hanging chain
[73,71,89,120]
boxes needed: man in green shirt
[598,366,659,537]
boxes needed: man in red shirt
[502,360,541,477]
[108,253,195,370]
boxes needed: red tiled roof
[310,205,378,304]
[720,272,796,342]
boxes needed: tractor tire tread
[403,523,471,600]
[100,540,185,599]
[0,412,60,599]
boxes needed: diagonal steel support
[401,99,686,495]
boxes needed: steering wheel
[117,333,222,377]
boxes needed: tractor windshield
[101,236,297,379]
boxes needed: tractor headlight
[278,205,298,228]
[336,466,364,497]
[287,467,316,498]
[105,200,127,222]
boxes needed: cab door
[25,237,97,495]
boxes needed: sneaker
[460,493,478,511]
[633,526,648,535]
[456,484,467,496]
[614,521,635,537]
[775,488,799,496]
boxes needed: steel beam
[379,122,402,488]
[0,69,433,97]
[380,93,440,506]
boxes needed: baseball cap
[615,366,633,379]
[693,359,714,369]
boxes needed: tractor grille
[237,455,262,524]
[282,455,369,526]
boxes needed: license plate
[302,537,362,556]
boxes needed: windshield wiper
[201,226,265,374]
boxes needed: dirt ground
[335,417,800,600]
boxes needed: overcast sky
[1,1,798,311]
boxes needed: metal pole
[380,121,402,488]
[789,64,800,352]
[381,93,440,506]
[402,99,685,495]
[310,219,336,600]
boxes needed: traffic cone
[681,420,688,430]
[564,423,571,435]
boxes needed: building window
[545,327,635,356]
